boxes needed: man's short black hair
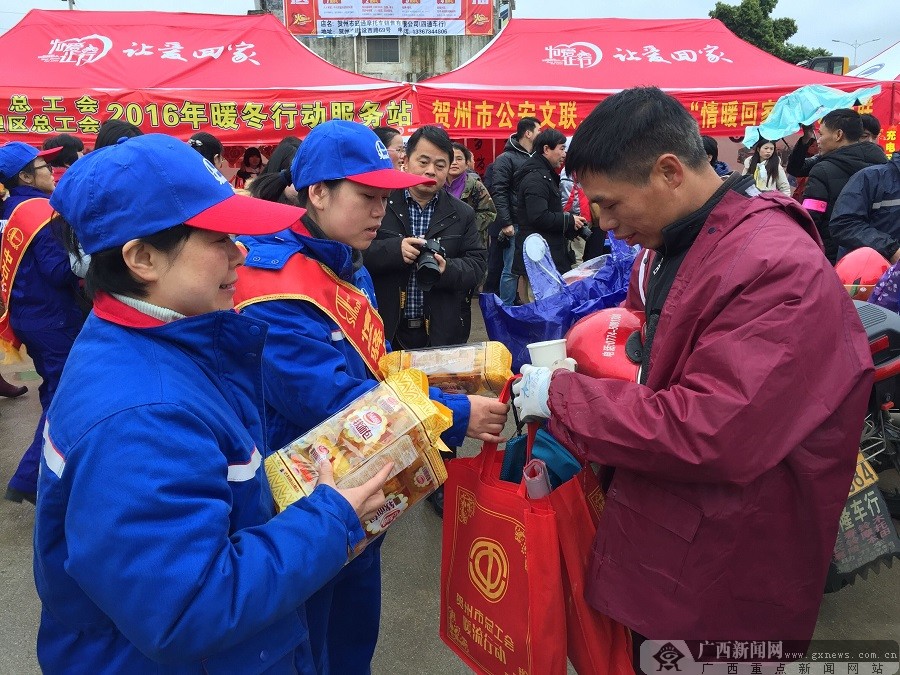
[407,125,453,162]
[533,128,566,155]
[42,134,84,167]
[565,87,707,184]
[820,108,863,143]
[860,113,881,139]
[701,135,719,164]
[515,116,540,140]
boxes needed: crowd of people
[0,92,892,670]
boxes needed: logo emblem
[468,538,509,602]
[202,157,228,185]
[653,642,686,671]
[543,42,603,69]
[38,34,113,66]
[375,140,390,161]
[5,227,24,251]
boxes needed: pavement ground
[0,302,897,674]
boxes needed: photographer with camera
[364,125,487,350]
[512,128,589,281]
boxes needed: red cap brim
[37,146,64,160]
[186,193,306,237]
[349,168,436,190]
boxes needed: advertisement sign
[284,0,494,37]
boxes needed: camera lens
[415,246,441,291]
[577,224,593,241]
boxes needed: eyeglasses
[31,163,52,173]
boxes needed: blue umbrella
[742,84,881,148]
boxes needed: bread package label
[378,341,512,396]
[265,369,450,555]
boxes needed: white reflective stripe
[227,447,261,482]
[872,199,900,211]
[42,421,65,479]
[638,250,650,307]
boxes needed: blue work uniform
[239,221,469,674]
[3,186,83,497]
[35,293,364,673]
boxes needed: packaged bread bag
[378,341,512,396]
[265,369,450,555]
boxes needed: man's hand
[401,237,427,265]
[465,395,510,444]
[572,214,589,230]
[434,253,447,274]
[316,456,394,523]
[501,225,515,237]
[512,365,552,421]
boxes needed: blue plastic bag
[480,234,636,371]
[500,425,582,489]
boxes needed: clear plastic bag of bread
[378,341,513,396]
[264,369,451,556]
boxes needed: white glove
[512,364,553,421]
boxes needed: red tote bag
[440,383,567,675]
[551,468,634,675]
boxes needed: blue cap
[291,120,433,191]
[50,134,304,254]
[0,142,62,182]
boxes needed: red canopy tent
[0,10,414,148]
[415,18,898,145]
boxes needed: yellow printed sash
[235,253,387,378]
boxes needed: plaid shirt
[403,190,438,319]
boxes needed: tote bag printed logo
[468,538,509,602]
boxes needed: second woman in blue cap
[235,120,509,673]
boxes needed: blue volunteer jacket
[2,186,83,332]
[238,223,470,452]
[830,153,900,260]
[34,293,363,674]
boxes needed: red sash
[235,253,387,378]
[1,198,55,350]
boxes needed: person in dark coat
[512,128,588,277]
[512,87,872,644]
[484,117,539,303]
[830,150,900,261]
[788,109,887,263]
[363,125,487,348]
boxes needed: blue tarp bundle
[480,234,636,372]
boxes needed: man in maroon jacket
[513,88,873,645]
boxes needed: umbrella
[741,83,881,148]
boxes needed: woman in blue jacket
[0,141,84,504]
[236,120,509,674]
[35,134,393,673]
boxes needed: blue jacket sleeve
[62,405,363,664]
[830,170,900,260]
[33,227,78,288]
[429,386,470,447]
[242,299,381,433]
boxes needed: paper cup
[527,338,567,367]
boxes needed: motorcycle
[824,301,900,591]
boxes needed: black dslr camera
[575,223,593,241]
[415,238,446,291]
